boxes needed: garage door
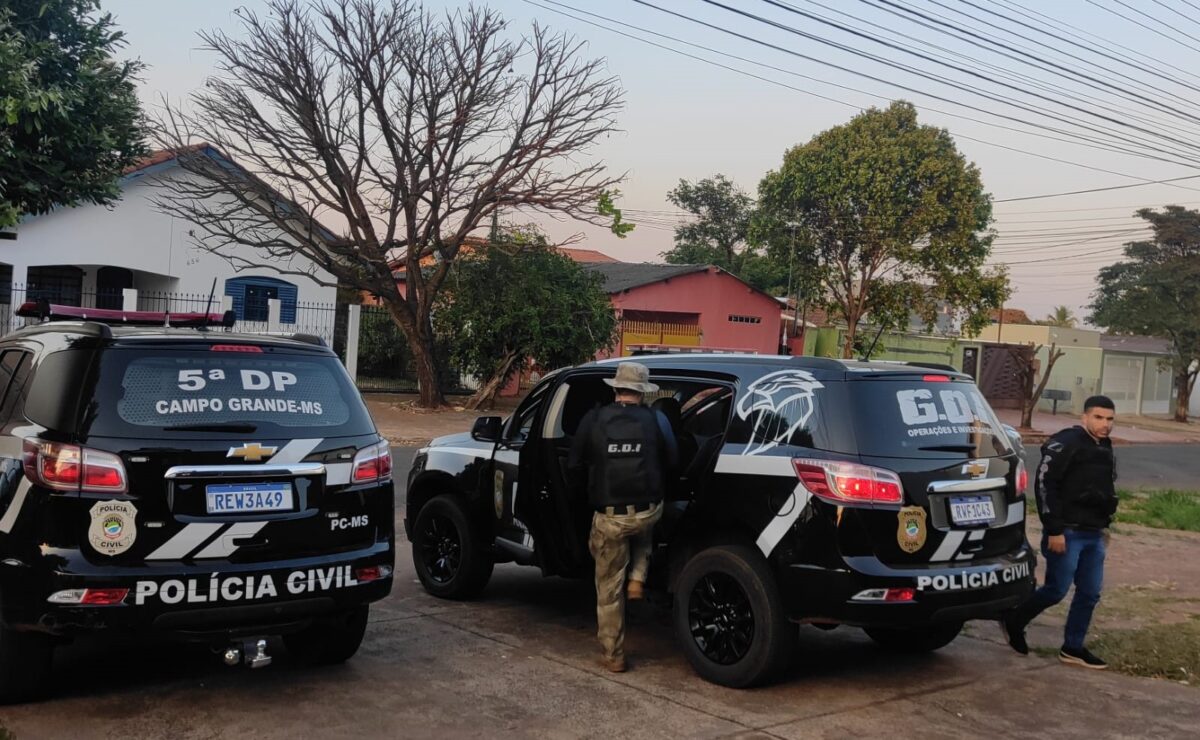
[1102,355,1143,415]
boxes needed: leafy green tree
[435,226,617,410]
[758,101,1008,357]
[0,0,144,227]
[1041,305,1078,328]
[1091,206,1200,422]
[661,174,788,293]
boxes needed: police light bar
[16,300,236,328]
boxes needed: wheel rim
[418,513,462,584]
[687,572,755,665]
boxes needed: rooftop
[582,262,710,293]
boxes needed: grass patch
[1091,620,1200,685]
[1117,490,1200,532]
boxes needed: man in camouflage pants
[570,362,677,672]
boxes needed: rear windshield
[850,380,1012,459]
[83,347,375,439]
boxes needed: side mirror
[471,416,502,443]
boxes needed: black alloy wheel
[412,494,494,599]
[688,572,756,665]
[419,513,462,584]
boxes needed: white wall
[8,167,337,303]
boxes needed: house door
[1102,355,1144,415]
[96,267,133,310]
[977,344,1031,410]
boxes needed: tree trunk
[841,319,859,359]
[1174,368,1191,423]
[465,352,518,411]
[412,337,445,408]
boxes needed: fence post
[122,288,138,312]
[345,304,361,382]
[267,298,282,333]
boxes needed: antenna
[861,323,886,361]
[199,277,218,332]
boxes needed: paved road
[4,445,1198,738]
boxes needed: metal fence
[0,286,475,396]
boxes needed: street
[2,445,1198,738]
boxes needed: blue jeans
[1017,529,1106,649]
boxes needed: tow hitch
[222,638,272,669]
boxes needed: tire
[864,621,964,653]
[0,625,53,704]
[673,544,795,688]
[411,494,494,600]
[284,606,369,665]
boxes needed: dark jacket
[1035,426,1118,536]
[568,402,678,509]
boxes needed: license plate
[949,495,995,525]
[206,483,293,514]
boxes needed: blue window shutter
[279,283,298,324]
[224,280,247,320]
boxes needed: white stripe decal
[428,446,489,460]
[1003,500,1025,526]
[0,478,32,533]
[146,522,225,560]
[326,462,352,486]
[968,529,986,541]
[192,522,267,559]
[714,454,795,477]
[930,531,965,561]
[494,450,519,465]
[266,438,322,464]
[755,483,810,557]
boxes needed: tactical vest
[585,403,665,509]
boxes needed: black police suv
[0,306,394,702]
[406,354,1034,687]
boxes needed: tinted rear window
[83,347,375,438]
[850,380,1012,459]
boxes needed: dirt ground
[365,393,522,445]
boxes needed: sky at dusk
[103,0,1200,325]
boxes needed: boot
[627,579,645,601]
[599,653,627,673]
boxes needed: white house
[4,146,338,326]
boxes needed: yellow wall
[970,323,1100,349]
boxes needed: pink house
[584,263,783,357]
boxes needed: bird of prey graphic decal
[736,370,825,456]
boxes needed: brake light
[1016,460,1029,497]
[211,344,263,352]
[23,440,128,493]
[793,458,904,506]
[354,565,393,582]
[923,374,951,382]
[80,588,129,605]
[352,441,392,483]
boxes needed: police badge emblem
[896,505,927,553]
[88,500,138,556]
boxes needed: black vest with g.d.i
[585,403,666,509]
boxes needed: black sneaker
[1059,646,1107,669]
[1000,614,1029,655]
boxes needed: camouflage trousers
[588,502,663,661]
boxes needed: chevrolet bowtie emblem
[227,443,278,462]
[962,460,988,479]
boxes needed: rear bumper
[780,545,1036,627]
[0,543,394,639]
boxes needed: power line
[995,174,1200,202]
[1085,0,1200,55]
[532,0,1200,185]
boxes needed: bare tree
[1008,342,1066,430]
[153,0,624,406]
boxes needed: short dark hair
[1084,395,1115,412]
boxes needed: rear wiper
[918,444,978,453]
[162,422,258,433]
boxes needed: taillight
[23,440,128,493]
[1016,460,1029,497]
[352,441,392,483]
[923,374,951,382]
[793,458,904,506]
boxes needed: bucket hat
[604,362,659,394]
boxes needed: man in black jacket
[569,362,677,673]
[1002,395,1118,669]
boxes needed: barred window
[728,314,762,324]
